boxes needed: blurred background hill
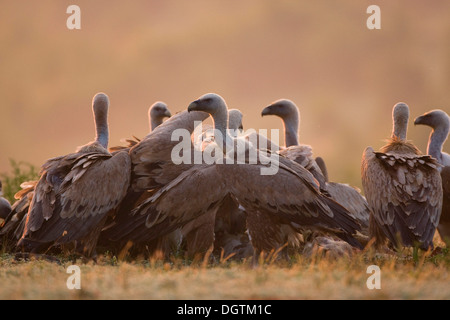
[1,0,449,190]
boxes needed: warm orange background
[1,1,449,189]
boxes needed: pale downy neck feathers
[284,114,299,147]
[391,102,409,141]
[212,103,230,146]
[195,108,244,150]
[93,93,110,149]
[381,103,422,156]
[228,109,244,137]
[188,93,234,152]
[76,93,110,153]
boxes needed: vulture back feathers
[362,103,443,250]
[17,93,131,257]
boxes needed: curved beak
[187,100,199,113]
[414,115,426,126]
[261,106,273,117]
[164,110,172,118]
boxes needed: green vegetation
[0,159,39,203]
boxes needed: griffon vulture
[414,109,450,240]
[261,100,369,240]
[149,101,172,131]
[107,93,362,260]
[101,109,210,257]
[361,103,442,250]
[17,93,131,257]
[0,181,36,250]
[105,108,249,259]
[187,108,253,259]
[182,108,247,259]
[261,99,326,189]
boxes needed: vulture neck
[94,110,109,149]
[211,105,233,152]
[392,115,408,141]
[283,115,299,147]
[427,125,449,164]
[150,118,163,132]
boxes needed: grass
[0,246,449,300]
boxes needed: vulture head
[228,109,244,133]
[262,99,300,147]
[187,93,227,117]
[414,109,450,132]
[261,99,299,121]
[92,92,109,120]
[149,101,171,131]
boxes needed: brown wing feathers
[18,150,131,253]
[5,93,447,260]
[363,148,442,249]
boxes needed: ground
[0,246,449,300]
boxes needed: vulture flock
[0,92,449,262]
